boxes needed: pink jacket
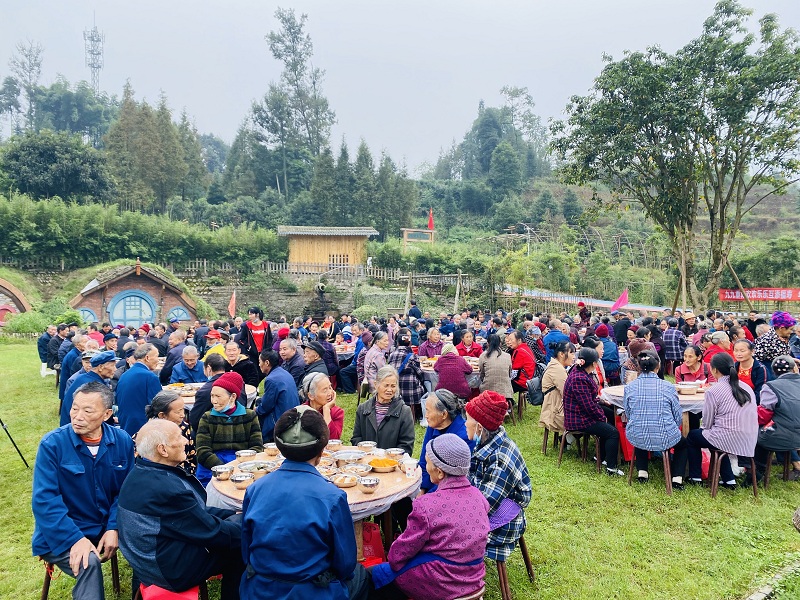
[390,476,490,599]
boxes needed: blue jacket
[353,338,366,361]
[59,346,82,400]
[37,332,52,363]
[116,362,162,436]
[241,461,357,600]
[600,335,621,373]
[418,414,475,492]
[160,343,187,385]
[623,372,682,451]
[256,366,300,442]
[117,459,239,591]
[542,331,570,363]
[169,360,208,384]
[58,338,73,363]
[61,370,107,426]
[32,423,134,556]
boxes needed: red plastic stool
[135,581,208,600]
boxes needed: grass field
[2,341,799,599]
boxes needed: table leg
[354,520,364,562]
[382,510,394,552]
[682,413,690,438]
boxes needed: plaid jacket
[563,367,606,431]
[387,346,426,405]
[662,327,689,361]
[470,428,531,561]
[623,372,682,451]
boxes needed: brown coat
[478,351,514,399]
[539,358,567,433]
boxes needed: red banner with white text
[719,288,800,302]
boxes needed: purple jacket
[390,476,489,599]
[434,353,473,398]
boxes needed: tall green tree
[310,146,336,225]
[488,141,522,198]
[177,111,209,201]
[561,189,583,225]
[149,94,188,212]
[333,140,355,223]
[552,0,800,309]
[8,41,43,130]
[33,78,115,144]
[0,76,21,137]
[352,140,376,227]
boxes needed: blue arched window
[107,291,156,328]
[79,308,97,323]
[167,306,191,323]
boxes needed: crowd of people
[31,300,800,599]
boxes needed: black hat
[300,341,325,358]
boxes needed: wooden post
[453,270,462,313]
[403,271,413,317]
[726,258,755,312]
[671,272,682,313]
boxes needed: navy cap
[90,350,117,367]
[103,333,118,342]
[169,317,180,324]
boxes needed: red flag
[227,290,236,318]
[610,289,629,312]
[427,207,434,230]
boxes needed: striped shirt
[702,376,758,457]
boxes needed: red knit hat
[595,324,610,338]
[466,390,508,431]
[278,327,291,340]
[212,372,244,396]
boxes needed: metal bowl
[326,439,343,452]
[332,450,366,468]
[385,448,405,461]
[357,476,380,494]
[263,443,280,457]
[332,474,358,488]
[231,473,255,490]
[211,465,234,480]
[357,441,378,452]
[318,457,335,468]
[236,449,257,462]
[343,463,373,476]
[239,460,276,479]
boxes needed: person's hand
[96,530,119,562]
[323,392,337,421]
[69,537,100,575]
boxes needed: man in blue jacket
[62,351,117,426]
[169,346,208,384]
[542,320,570,363]
[32,382,134,600]
[116,344,162,436]
[256,350,300,441]
[118,420,243,599]
[38,325,56,377]
[59,334,87,404]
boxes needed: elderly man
[62,351,117,426]
[542,319,570,363]
[170,346,208,384]
[159,330,187,384]
[48,324,69,370]
[117,420,243,599]
[301,340,329,378]
[111,342,138,391]
[103,333,118,354]
[279,337,306,387]
[256,350,300,442]
[59,334,89,404]
[33,382,134,600]
[116,344,162,436]
[38,325,57,377]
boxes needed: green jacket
[195,403,263,469]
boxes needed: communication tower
[83,21,104,95]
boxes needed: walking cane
[0,416,29,468]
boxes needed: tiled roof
[277,226,379,237]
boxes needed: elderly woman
[754,311,797,379]
[623,351,688,488]
[477,334,514,402]
[418,390,475,494]
[387,328,426,422]
[703,331,733,366]
[370,434,489,600]
[673,353,757,488]
[351,365,415,455]
[456,330,482,358]
[241,406,368,600]
[132,389,197,474]
[539,340,575,439]
[563,347,622,476]
[300,372,344,440]
[223,341,259,388]
[621,338,650,384]
[434,343,473,400]
[194,371,263,485]
[418,328,443,358]
[364,331,390,393]
[465,391,531,562]
[755,356,800,477]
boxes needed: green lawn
[2,342,799,599]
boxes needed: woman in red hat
[464,390,531,562]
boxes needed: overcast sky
[3,1,800,172]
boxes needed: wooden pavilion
[277,226,379,269]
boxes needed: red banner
[719,288,800,302]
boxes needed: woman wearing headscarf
[434,343,473,400]
[370,434,490,600]
[241,406,368,600]
[621,338,650,384]
[754,311,797,379]
[418,390,474,494]
[464,391,531,563]
[194,372,263,485]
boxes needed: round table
[601,384,706,436]
[206,447,422,560]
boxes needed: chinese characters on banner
[719,288,800,302]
